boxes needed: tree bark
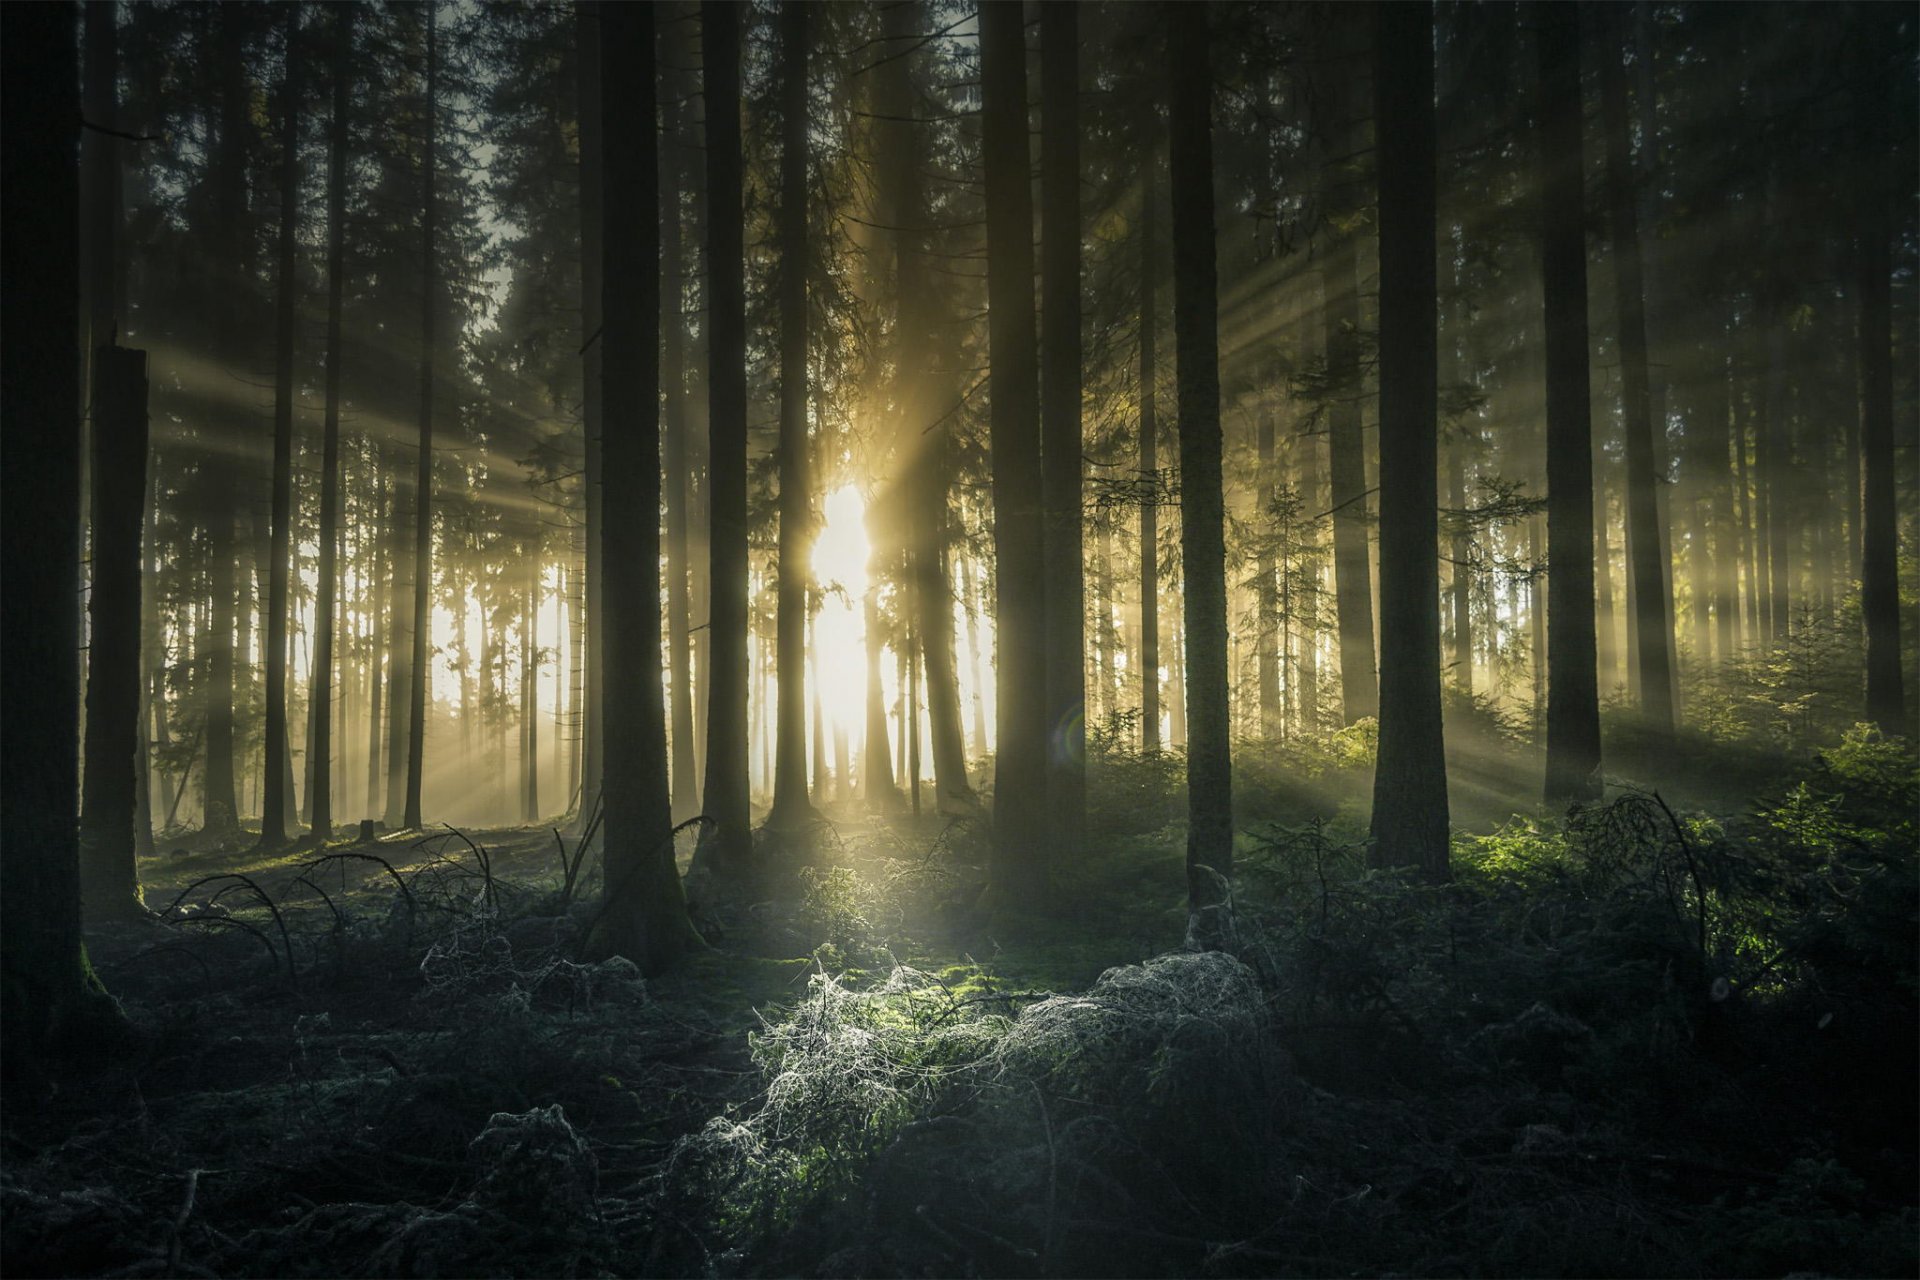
[661,79,698,826]
[574,1,605,831]
[981,0,1049,903]
[1536,6,1601,804]
[2,0,119,1093]
[1138,112,1162,753]
[403,4,438,830]
[768,0,816,831]
[592,0,699,972]
[1367,0,1449,881]
[310,5,352,844]
[1167,2,1234,922]
[1597,6,1674,740]
[1040,0,1086,851]
[1857,76,1905,734]
[695,0,754,874]
[80,348,150,918]
[260,6,305,847]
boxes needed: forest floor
[4,724,1917,1278]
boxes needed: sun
[810,485,871,741]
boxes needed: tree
[1138,97,1163,753]
[695,0,753,876]
[1041,0,1086,853]
[79,348,151,920]
[661,53,698,826]
[1855,21,1906,736]
[588,0,699,972]
[1320,15,1380,726]
[309,3,354,844]
[1367,0,1450,881]
[1537,3,1602,804]
[1166,1,1233,922]
[2,0,119,1091]
[574,0,605,831]
[980,0,1049,903]
[404,2,439,830]
[1597,4,1675,742]
[260,5,306,847]
[768,0,816,832]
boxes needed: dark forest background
[2,1,1916,1276]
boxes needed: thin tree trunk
[1857,80,1904,732]
[661,82,698,826]
[695,0,754,874]
[574,0,605,830]
[1040,0,1086,852]
[768,0,814,830]
[260,7,304,847]
[1368,0,1449,881]
[403,4,437,830]
[1598,7,1674,739]
[1167,1,1233,923]
[1139,121,1162,753]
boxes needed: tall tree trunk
[1040,0,1086,852]
[80,348,149,918]
[1536,5,1597,805]
[768,0,815,831]
[523,571,539,823]
[574,0,605,830]
[1708,323,1738,665]
[1138,118,1162,753]
[695,0,754,873]
[366,474,386,820]
[310,5,351,842]
[1537,7,1602,804]
[661,82,698,825]
[980,0,1049,903]
[963,551,990,756]
[200,6,250,837]
[1598,6,1674,740]
[1447,436,1472,695]
[1857,75,1905,733]
[1323,77,1380,724]
[591,0,698,972]
[862,577,900,808]
[260,7,305,847]
[1167,2,1233,924]
[2,0,119,1092]
[403,4,438,830]
[1258,401,1281,730]
[1367,0,1449,881]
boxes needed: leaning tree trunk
[403,4,438,830]
[980,0,1050,904]
[260,6,305,848]
[310,4,353,843]
[768,0,815,831]
[1536,3,1602,804]
[1367,0,1450,882]
[1598,5,1674,741]
[1040,0,1086,853]
[2,0,121,1092]
[590,0,699,973]
[1167,1,1234,928]
[694,0,755,876]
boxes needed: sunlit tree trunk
[1167,1,1233,924]
[661,83,698,826]
[1257,399,1281,734]
[403,3,438,830]
[308,8,352,844]
[694,0,754,875]
[1367,0,1450,881]
[1138,110,1162,754]
[574,1,605,831]
[260,6,305,848]
[768,0,815,832]
[1598,6,1674,741]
